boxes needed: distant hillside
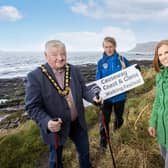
[129,41,157,53]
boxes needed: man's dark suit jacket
[25,63,94,145]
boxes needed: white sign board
[88,64,144,100]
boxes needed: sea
[0,51,153,79]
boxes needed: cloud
[132,0,168,3]
[69,0,168,22]
[71,1,103,19]
[47,26,136,52]
[0,6,22,21]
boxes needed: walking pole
[53,118,60,168]
[96,93,117,168]
[55,133,59,168]
[101,110,116,168]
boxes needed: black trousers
[100,100,125,148]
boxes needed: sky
[0,0,168,52]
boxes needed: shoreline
[0,59,152,80]
[0,60,153,99]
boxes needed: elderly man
[25,40,101,168]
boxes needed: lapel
[44,63,57,81]
[69,66,78,106]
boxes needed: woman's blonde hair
[153,40,168,72]
[103,36,117,47]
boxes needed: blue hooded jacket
[96,52,130,103]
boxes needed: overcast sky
[0,0,168,52]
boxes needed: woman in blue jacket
[96,36,129,151]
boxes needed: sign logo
[103,63,108,69]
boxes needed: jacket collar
[44,63,57,80]
[160,66,168,78]
[103,51,118,60]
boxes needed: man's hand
[93,96,103,105]
[48,118,62,133]
[148,127,156,138]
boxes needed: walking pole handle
[53,118,60,150]
[95,92,102,107]
[96,92,99,99]
[53,118,59,122]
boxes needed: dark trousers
[100,100,125,148]
[49,119,91,168]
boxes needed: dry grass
[0,67,165,168]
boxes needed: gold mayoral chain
[39,64,72,107]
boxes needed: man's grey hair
[45,40,66,52]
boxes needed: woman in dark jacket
[96,36,129,151]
